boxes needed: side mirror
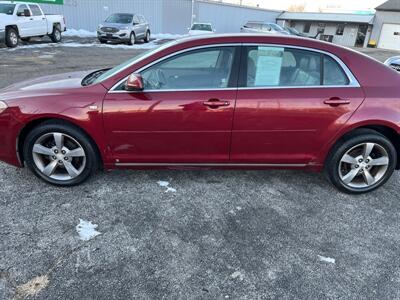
[24,9,31,17]
[125,73,144,92]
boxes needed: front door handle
[324,98,351,106]
[203,99,230,108]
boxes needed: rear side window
[243,46,350,88]
[29,4,42,16]
[323,55,349,85]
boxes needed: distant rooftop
[277,12,375,24]
[376,0,400,12]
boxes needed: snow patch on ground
[318,255,336,264]
[64,29,97,38]
[152,33,184,40]
[157,181,177,193]
[76,219,101,241]
[230,271,245,281]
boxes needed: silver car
[241,21,290,35]
[97,13,150,45]
[384,56,400,72]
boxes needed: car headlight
[0,101,7,114]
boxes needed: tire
[5,28,18,48]
[325,129,397,194]
[49,26,62,43]
[127,32,136,45]
[144,30,150,43]
[21,37,31,42]
[99,38,107,44]
[23,121,99,186]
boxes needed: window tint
[16,4,28,16]
[106,14,133,24]
[246,46,321,87]
[323,55,349,86]
[29,5,42,16]
[140,47,235,90]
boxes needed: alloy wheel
[10,32,18,46]
[338,142,389,188]
[32,132,86,181]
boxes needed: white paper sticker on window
[254,47,284,86]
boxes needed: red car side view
[0,34,399,194]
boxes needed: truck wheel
[5,28,19,48]
[127,32,136,45]
[50,26,62,43]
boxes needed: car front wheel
[128,32,136,45]
[23,121,99,186]
[325,129,397,194]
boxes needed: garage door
[379,23,400,50]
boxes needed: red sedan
[0,34,399,193]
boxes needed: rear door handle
[324,98,351,106]
[203,99,230,108]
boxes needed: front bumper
[0,29,5,44]
[0,108,24,167]
[97,30,130,42]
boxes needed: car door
[231,45,365,165]
[15,4,33,37]
[132,15,144,38]
[28,4,47,36]
[103,45,240,164]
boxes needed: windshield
[93,41,177,84]
[105,14,133,24]
[0,4,15,15]
[191,24,212,31]
[270,23,285,32]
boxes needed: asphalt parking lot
[1,36,400,300]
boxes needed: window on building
[336,24,345,35]
[318,23,326,34]
[303,22,311,33]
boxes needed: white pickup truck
[0,1,66,48]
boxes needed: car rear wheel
[128,32,136,45]
[23,121,99,186]
[49,26,62,43]
[325,129,397,194]
[5,28,18,48]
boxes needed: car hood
[101,22,131,29]
[0,71,91,101]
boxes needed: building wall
[281,21,370,47]
[40,0,281,34]
[195,0,282,33]
[370,10,400,45]
[41,0,190,33]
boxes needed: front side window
[140,47,236,90]
[16,4,28,16]
[29,5,42,16]
[244,46,350,88]
[133,15,140,24]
